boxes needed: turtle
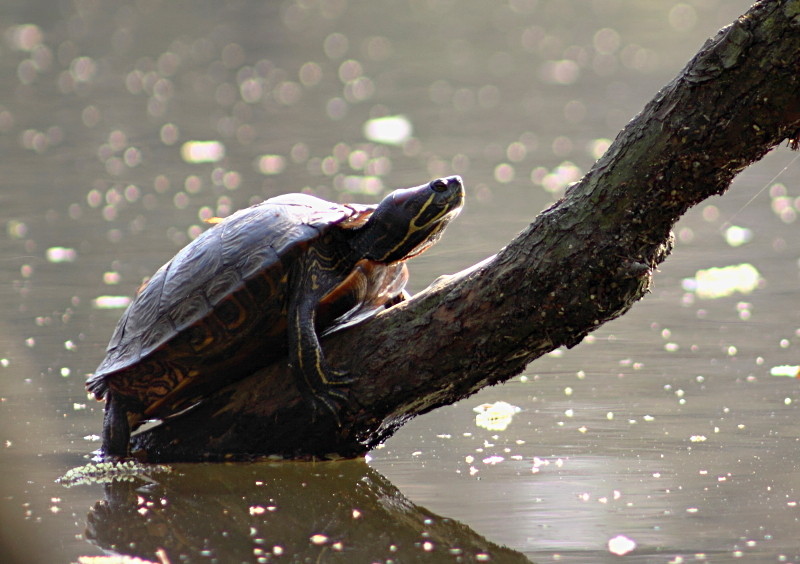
[87,175,465,456]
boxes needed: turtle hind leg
[101,392,131,458]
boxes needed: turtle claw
[309,374,351,427]
[310,393,345,427]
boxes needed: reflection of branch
[133,0,800,460]
[84,461,531,563]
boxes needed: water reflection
[79,460,529,563]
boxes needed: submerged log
[132,0,800,461]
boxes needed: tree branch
[133,0,800,461]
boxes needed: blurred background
[2,0,800,562]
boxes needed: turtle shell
[87,193,406,421]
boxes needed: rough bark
[132,0,800,461]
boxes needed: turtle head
[360,175,464,263]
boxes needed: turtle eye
[430,179,448,193]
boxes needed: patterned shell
[86,193,374,402]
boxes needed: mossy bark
[132,0,800,461]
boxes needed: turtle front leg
[102,391,131,458]
[287,289,352,426]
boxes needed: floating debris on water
[93,296,132,309]
[607,534,636,556]
[46,247,77,263]
[181,140,225,163]
[339,175,383,195]
[309,534,328,545]
[473,401,521,431]
[769,182,797,223]
[531,161,583,194]
[363,115,412,145]
[57,460,172,487]
[531,457,564,474]
[770,365,800,378]
[681,263,762,299]
[7,23,44,52]
[724,225,753,247]
[103,271,121,284]
[256,154,286,175]
[77,554,162,563]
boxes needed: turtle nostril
[445,175,462,189]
